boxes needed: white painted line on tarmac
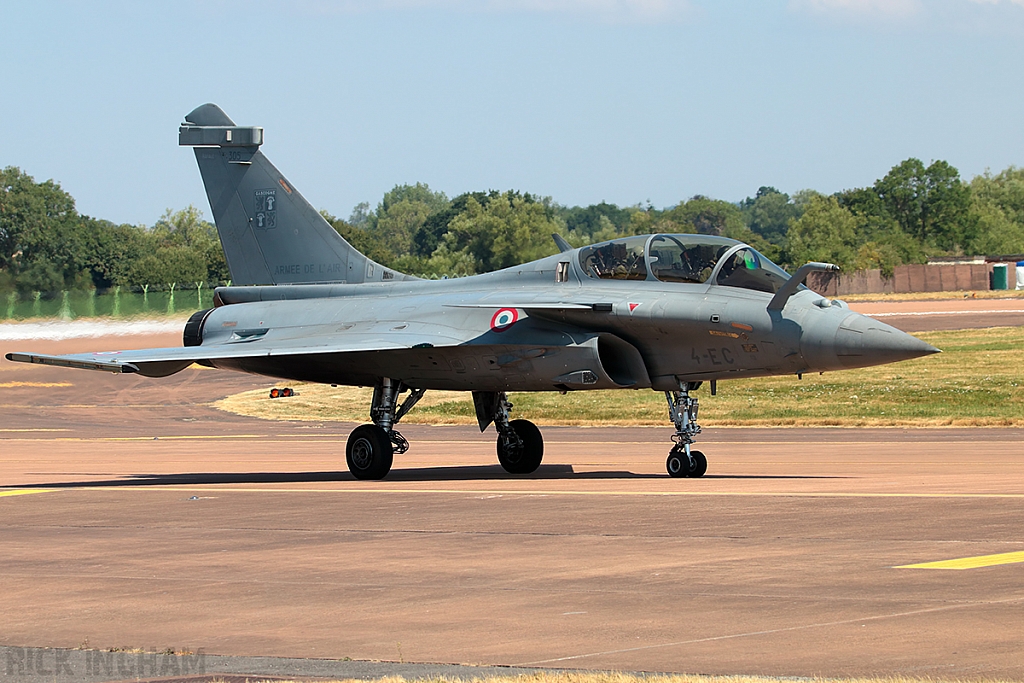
[520,596,1024,665]
[0,319,184,341]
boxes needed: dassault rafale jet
[5,104,940,480]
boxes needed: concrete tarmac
[2,313,1024,681]
[850,296,1024,331]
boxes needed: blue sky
[2,0,1024,226]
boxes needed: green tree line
[0,166,228,295]
[4,159,1024,297]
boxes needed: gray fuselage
[195,248,928,393]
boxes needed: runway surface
[850,296,1024,331]
[2,302,1024,681]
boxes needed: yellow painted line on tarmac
[896,550,1024,570]
[73,486,1024,499]
[0,381,73,388]
[0,489,52,498]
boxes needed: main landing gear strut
[665,381,707,478]
[492,392,544,475]
[345,383,544,480]
[345,378,424,480]
[471,391,544,474]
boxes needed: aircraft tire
[666,450,687,477]
[689,450,708,477]
[497,419,543,474]
[667,447,707,478]
[346,424,394,480]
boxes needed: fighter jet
[5,104,940,479]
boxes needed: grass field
[2,288,209,321]
[213,327,1024,428]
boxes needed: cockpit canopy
[578,234,792,294]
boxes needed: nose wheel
[665,381,707,478]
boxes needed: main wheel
[666,446,708,478]
[666,448,687,478]
[689,450,708,478]
[497,419,544,474]
[346,424,394,480]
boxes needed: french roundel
[490,307,519,331]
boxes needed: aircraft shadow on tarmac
[7,464,848,488]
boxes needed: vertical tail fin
[179,103,410,286]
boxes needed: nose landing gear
[665,381,707,478]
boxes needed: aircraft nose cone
[834,313,940,369]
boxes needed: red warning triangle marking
[628,303,640,312]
